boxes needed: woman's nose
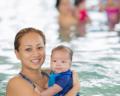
[32,49,39,57]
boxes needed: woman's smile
[31,59,41,64]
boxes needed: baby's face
[51,50,71,73]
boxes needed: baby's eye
[52,60,56,62]
[61,61,65,63]
[25,48,32,52]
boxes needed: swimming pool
[0,0,120,96]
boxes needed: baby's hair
[74,0,85,6]
[51,45,73,61]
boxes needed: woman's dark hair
[74,0,85,6]
[56,0,61,10]
[14,27,46,51]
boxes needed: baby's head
[74,0,86,9]
[50,45,73,73]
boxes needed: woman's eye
[38,47,41,49]
[25,48,32,52]
[37,46,43,50]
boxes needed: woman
[6,27,80,96]
[56,0,77,41]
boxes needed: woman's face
[59,0,73,14]
[15,32,45,70]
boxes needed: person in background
[74,0,91,37]
[6,27,80,96]
[39,45,80,96]
[56,0,77,41]
[99,0,120,31]
[118,0,120,22]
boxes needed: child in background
[40,45,80,96]
[106,0,120,31]
[56,0,77,41]
[99,0,120,31]
[74,0,90,37]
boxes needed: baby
[40,45,80,96]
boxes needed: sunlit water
[0,0,120,96]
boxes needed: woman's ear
[15,50,20,60]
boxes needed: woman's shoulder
[6,75,37,96]
[6,76,22,96]
[7,75,31,90]
[7,75,21,86]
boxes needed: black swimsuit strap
[19,73,36,88]
[19,71,49,89]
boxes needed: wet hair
[51,45,73,61]
[56,0,61,10]
[74,0,85,6]
[14,27,46,51]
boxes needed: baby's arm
[40,84,62,96]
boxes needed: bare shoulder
[6,75,38,96]
[7,75,21,90]
[6,76,20,96]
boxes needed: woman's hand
[65,71,80,96]
[72,71,80,91]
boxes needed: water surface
[0,0,120,96]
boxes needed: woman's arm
[65,71,80,96]
[40,84,62,96]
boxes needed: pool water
[0,0,120,96]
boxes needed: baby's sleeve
[55,75,72,89]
